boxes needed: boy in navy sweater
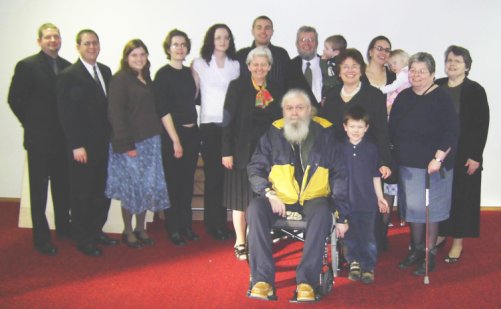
[341,106,389,284]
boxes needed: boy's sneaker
[361,271,375,284]
[348,261,361,281]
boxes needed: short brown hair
[38,23,60,39]
[76,29,99,45]
[335,48,366,76]
[163,29,191,60]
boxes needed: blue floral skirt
[106,135,170,214]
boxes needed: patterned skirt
[106,135,170,214]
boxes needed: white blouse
[192,55,240,124]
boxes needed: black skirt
[223,167,254,211]
[439,168,482,238]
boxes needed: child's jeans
[344,211,377,271]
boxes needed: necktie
[51,58,59,75]
[304,61,312,88]
[93,65,104,94]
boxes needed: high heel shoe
[444,255,461,263]
[444,250,462,264]
[122,233,143,249]
[234,244,247,261]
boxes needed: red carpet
[1,202,500,308]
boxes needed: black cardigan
[435,77,489,167]
[221,76,283,169]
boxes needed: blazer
[8,51,71,153]
[221,76,283,169]
[435,77,489,166]
[57,59,112,160]
[284,55,321,109]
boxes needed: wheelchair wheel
[320,268,334,296]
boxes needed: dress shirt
[302,56,322,103]
[80,57,107,95]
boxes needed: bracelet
[434,157,443,163]
[265,190,277,198]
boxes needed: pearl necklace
[341,82,362,97]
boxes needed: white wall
[1,0,500,206]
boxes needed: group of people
[8,15,489,302]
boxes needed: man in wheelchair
[246,89,350,302]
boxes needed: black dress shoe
[414,253,436,275]
[181,227,200,241]
[35,242,58,256]
[399,250,425,268]
[122,233,143,249]
[208,227,230,241]
[77,243,102,257]
[169,232,186,246]
[95,233,119,246]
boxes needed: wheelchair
[246,212,338,302]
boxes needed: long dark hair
[366,35,392,61]
[200,24,237,64]
[120,39,151,82]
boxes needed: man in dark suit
[8,23,71,256]
[284,26,323,109]
[236,15,290,89]
[57,29,117,257]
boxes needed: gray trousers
[246,197,332,287]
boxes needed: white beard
[284,117,310,144]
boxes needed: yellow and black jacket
[247,116,350,223]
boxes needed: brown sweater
[108,70,162,153]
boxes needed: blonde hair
[389,49,410,65]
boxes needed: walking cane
[424,172,430,285]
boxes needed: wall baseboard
[1,197,499,212]
[0,197,20,203]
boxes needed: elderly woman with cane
[389,52,459,275]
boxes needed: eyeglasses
[341,64,361,71]
[409,69,429,76]
[171,43,187,49]
[81,41,99,47]
[300,37,316,43]
[374,45,391,54]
